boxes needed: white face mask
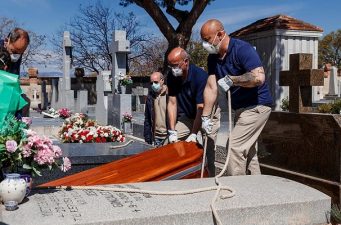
[202,32,226,55]
[171,67,183,77]
[151,82,161,92]
[202,41,218,54]
[10,54,21,62]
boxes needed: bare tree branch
[50,1,152,74]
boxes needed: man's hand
[168,130,178,143]
[185,133,197,142]
[201,115,213,135]
[217,75,233,92]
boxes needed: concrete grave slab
[0,175,331,225]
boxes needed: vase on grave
[0,173,27,210]
[122,121,132,134]
[120,85,127,94]
[2,167,32,197]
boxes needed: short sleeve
[194,69,208,104]
[167,72,178,97]
[238,44,262,71]
[207,54,217,75]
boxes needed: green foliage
[187,40,209,70]
[120,76,133,86]
[0,115,27,169]
[317,99,341,114]
[318,29,341,68]
[280,96,289,111]
[0,115,27,144]
[330,204,341,223]
[317,103,333,113]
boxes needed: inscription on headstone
[1,176,330,225]
[32,184,150,223]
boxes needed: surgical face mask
[10,54,21,62]
[171,67,183,77]
[202,32,226,54]
[151,82,161,92]
[202,41,217,54]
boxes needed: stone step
[0,175,330,225]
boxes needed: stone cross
[280,53,324,113]
[326,66,339,98]
[62,31,72,91]
[111,30,130,94]
[108,30,132,130]
[95,70,112,125]
[51,31,75,110]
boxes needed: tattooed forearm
[230,68,265,87]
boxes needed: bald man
[144,71,168,147]
[166,47,220,176]
[200,19,273,176]
[1,28,30,75]
[1,28,30,117]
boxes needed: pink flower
[5,140,17,153]
[34,148,56,165]
[58,108,71,118]
[21,117,32,126]
[60,157,71,172]
[25,129,37,137]
[52,145,62,158]
[21,144,32,157]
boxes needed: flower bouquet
[42,107,72,119]
[0,115,71,177]
[59,113,125,143]
[58,108,72,119]
[122,112,133,123]
[42,108,60,118]
[119,74,133,86]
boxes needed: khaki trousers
[226,105,271,176]
[172,107,221,177]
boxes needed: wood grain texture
[40,141,207,187]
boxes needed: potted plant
[118,74,133,94]
[122,112,133,134]
[0,115,71,207]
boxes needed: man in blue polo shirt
[166,47,220,176]
[200,19,273,176]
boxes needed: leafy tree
[318,29,341,69]
[51,1,151,74]
[187,33,209,70]
[119,0,212,71]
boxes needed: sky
[1,0,340,72]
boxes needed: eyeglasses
[150,81,160,85]
[168,59,186,69]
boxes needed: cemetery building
[230,14,323,110]
[20,68,53,110]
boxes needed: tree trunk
[127,0,210,75]
[162,31,191,75]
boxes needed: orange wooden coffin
[39,141,208,187]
